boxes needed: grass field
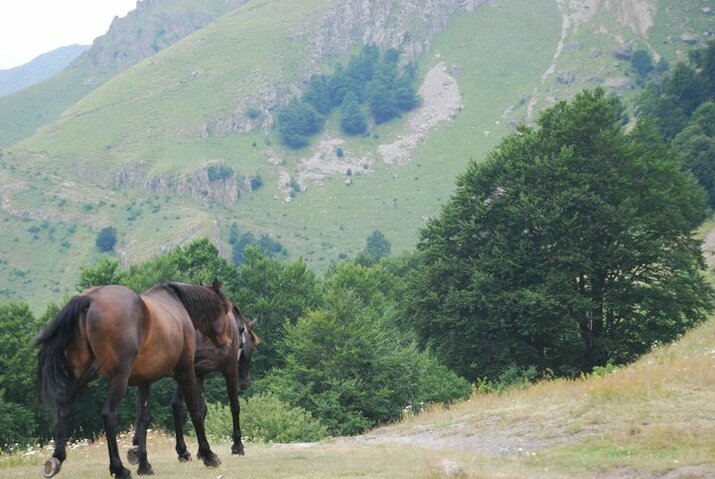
[3,315,714,478]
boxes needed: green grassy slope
[0,0,712,311]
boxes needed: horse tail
[35,295,92,406]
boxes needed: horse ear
[212,278,221,291]
[247,320,257,329]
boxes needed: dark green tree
[630,49,654,81]
[0,303,44,446]
[662,62,708,116]
[675,102,715,207]
[277,100,325,149]
[688,39,715,97]
[637,86,688,139]
[363,230,392,261]
[409,89,713,381]
[95,226,117,252]
[302,74,334,115]
[234,248,322,376]
[260,288,470,435]
[77,256,126,290]
[339,91,368,135]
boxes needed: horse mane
[161,282,229,333]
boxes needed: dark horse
[127,305,259,464]
[35,281,236,478]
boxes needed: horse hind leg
[42,380,75,478]
[43,363,95,478]
[102,368,133,479]
[127,384,154,475]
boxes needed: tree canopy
[408,88,713,381]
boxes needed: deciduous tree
[409,89,713,381]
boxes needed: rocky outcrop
[69,0,249,81]
[313,0,490,65]
[113,160,148,187]
[116,161,250,204]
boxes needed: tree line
[0,239,470,448]
[277,45,421,148]
[1,41,713,451]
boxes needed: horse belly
[128,350,181,385]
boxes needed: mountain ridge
[0,44,89,98]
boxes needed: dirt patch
[378,61,463,165]
[605,0,656,37]
[296,137,374,187]
[344,416,594,457]
[701,227,715,267]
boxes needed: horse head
[234,306,260,391]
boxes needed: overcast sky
[0,0,137,70]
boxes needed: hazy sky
[0,0,137,70]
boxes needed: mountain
[0,0,248,148]
[0,0,712,310]
[0,45,89,98]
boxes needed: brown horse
[128,305,260,465]
[35,281,236,478]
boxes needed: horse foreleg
[176,370,220,468]
[102,371,132,479]
[170,388,191,462]
[224,370,245,456]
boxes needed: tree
[409,89,713,381]
[339,91,368,135]
[0,302,44,447]
[630,49,654,82]
[302,74,333,115]
[662,62,708,116]
[77,256,126,290]
[234,249,322,376]
[95,226,117,252]
[260,288,470,435]
[675,102,715,207]
[688,39,715,98]
[363,230,391,261]
[277,100,325,149]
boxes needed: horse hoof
[127,446,139,465]
[201,452,221,468]
[137,464,154,475]
[43,457,61,478]
[231,443,245,456]
[177,451,192,463]
[115,467,132,479]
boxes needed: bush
[259,288,471,435]
[95,226,117,252]
[204,393,328,443]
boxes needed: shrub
[95,226,117,252]
[204,393,328,443]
